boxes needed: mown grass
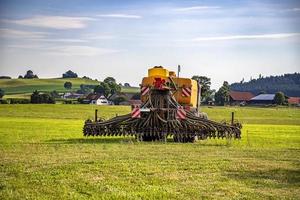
[0,105,299,199]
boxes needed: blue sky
[0,0,299,88]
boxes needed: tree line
[230,73,300,97]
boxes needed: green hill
[230,73,300,97]
[0,78,99,95]
[0,78,140,99]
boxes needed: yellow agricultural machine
[83,66,241,142]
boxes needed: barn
[288,97,300,105]
[249,94,275,105]
[229,91,255,105]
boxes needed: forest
[230,73,300,97]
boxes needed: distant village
[227,91,299,106]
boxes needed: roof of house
[229,91,255,101]
[109,92,136,100]
[250,94,275,101]
[64,92,83,97]
[86,93,105,100]
[288,97,300,104]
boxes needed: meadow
[0,78,139,101]
[0,105,299,199]
[0,78,100,95]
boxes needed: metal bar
[95,109,98,121]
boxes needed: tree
[77,84,94,94]
[18,75,23,79]
[64,81,72,90]
[0,89,5,98]
[24,70,38,79]
[104,77,116,84]
[109,83,121,95]
[215,81,230,106]
[192,75,211,100]
[62,70,78,78]
[103,77,121,95]
[274,92,285,105]
[94,82,111,97]
[124,83,131,87]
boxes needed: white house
[84,93,112,105]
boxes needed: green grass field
[0,105,299,199]
[0,78,139,99]
[0,78,100,95]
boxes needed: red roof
[86,93,103,100]
[229,91,255,101]
[288,97,300,104]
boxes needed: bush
[0,99,8,104]
[7,98,30,104]
[50,90,60,98]
[31,91,56,104]
[113,96,127,105]
[82,76,91,80]
[0,76,11,79]
[0,89,5,98]
[64,100,72,104]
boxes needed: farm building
[288,97,300,105]
[82,93,112,105]
[109,92,140,105]
[119,99,142,105]
[63,92,84,99]
[249,94,275,104]
[229,91,254,105]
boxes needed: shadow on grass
[47,137,175,144]
[227,168,300,186]
[46,137,230,146]
[47,137,130,144]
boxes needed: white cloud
[97,14,142,19]
[47,45,119,56]
[33,38,88,43]
[6,44,45,49]
[192,33,300,41]
[174,6,221,12]
[285,8,300,12]
[3,16,95,29]
[83,34,116,40]
[0,28,48,39]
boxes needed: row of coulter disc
[83,90,242,142]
